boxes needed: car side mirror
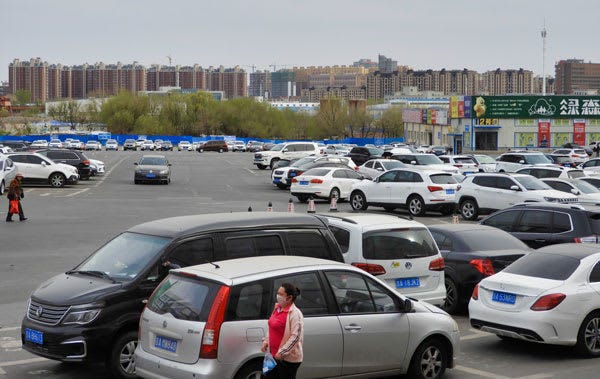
[571,188,580,195]
[41,161,47,166]
[134,162,138,165]
[402,298,413,313]
[510,185,520,191]
[376,167,383,171]
[410,161,417,165]
[282,149,288,153]
[519,160,525,164]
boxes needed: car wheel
[350,191,368,211]
[329,187,341,201]
[576,311,600,357]
[383,206,396,212]
[407,195,426,217]
[460,199,479,221]
[199,148,204,153]
[270,158,280,170]
[407,338,448,379]
[234,359,262,379]
[0,180,4,195]
[256,164,267,170]
[106,330,138,379]
[442,278,459,314]
[49,173,66,188]
[296,195,309,203]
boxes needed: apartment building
[300,86,366,102]
[480,68,533,95]
[533,76,555,94]
[293,66,368,93]
[8,58,49,102]
[249,70,271,98]
[555,59,600,94]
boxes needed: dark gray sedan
[134,155,171,184]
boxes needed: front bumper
[67,174,79,184]
[135,172,169,182]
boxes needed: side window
[364,161,373,169]
[541,169,560,178]
[168,238,214,267]
[27,155,45,165]
[306,144,317,152]
[224,235,284,259]
[273,272,328,316]
[373,162,382,170]
[496,177,518,190]
[481,210,520,232]
[589,262,600,283]
[329,226,350,254]
[325,271,375,313]
[8,155,26,163]
[518,169,531,175]
[378,171,397,182]
[286,231,331,259]
[364,277,400,312]
[346,170,362,180]
[439,157,449,163]
[332,170,346,178]
[514,210,551,233]
[430,231,453,251]
[396,171,413,183]
[552,212,572,233]
[473,176,497,188]
[226,281,268,321]
[411,172,424,182]
[546,181,573,193]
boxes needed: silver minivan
[135,256,459,379]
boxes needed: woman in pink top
[261,283,304,378]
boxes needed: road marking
[93,155,130,188]
[454,365,511,379]
[0,357,48,368]
[515,374,554,379]
[245,168,257,176]
[61,188,89,197]
[39,193,50,197]
[0,327,20,333]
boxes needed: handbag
[9,199,19,214]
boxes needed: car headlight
[159,170,169,174]
[61,303,103,325]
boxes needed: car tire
[270,158,280,170]
[199,148,204,153]
[106,330,138,379]
[407,338,448,379]
[383,206,396,212]
[233,359,262,379]
[350,191,368,211]
[296,195,309,203]
[575,311,600,357]
[0,180,4,195]
[329,187,341,201]
[460,199,479,221]
[442,278,459,314]
[49,173,66,188]
[256,164,267,170]
[407,195,426,217]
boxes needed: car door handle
[142,299,148,304]
[344,324,362,332]
[534,239,546,243]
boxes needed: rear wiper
[66,270,116,283]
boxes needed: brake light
[82,160,90,165]
[470,259,495,276]
[200,286,230,359]
[472,284,479,300]
[351,262,386,276]
[427,186,444,192]
[291,178,298,183]
[530,293,566,311]
[453,164,463,168]
[574,236,598,243]
[354,166,358,170]
[310,179,323,184]
[429,257,445,271]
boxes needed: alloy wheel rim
[462,203,474,218]
[245,371,262,379]
[52,176,64,187]
[120,340,138,374]
[410,198,422,214]
[584,317,600,353]
[331,189,340,199]
[352,195,363,209]
[420,346,442,378]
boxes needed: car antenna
[209,262,220,269]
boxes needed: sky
[4,0,600,82]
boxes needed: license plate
[154,335,178,353]
[290,173,296,177]
[445,189,455,195]
[25,328,43,345]
[492,291,516,304]
[299,181,309,185]
[273,178,281,183]
[146,173,156,178]
[463,171,473,175]
[396,277,420,288]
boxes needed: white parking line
[0,327,20,333]
[60,188,90,198]
[93,155,129,188]
[454,365,511,379]
[245,168,257,176]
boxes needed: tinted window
[430,174,457,184]
[590,262,600,283]
[454,157,475,164]
[396,170,414,183]
[363,228,437,259]
[500,155,520,163]
[325,271,398,314]
[225,235,284,259]
[459,229,528,250]
[367,148,383,155]
[481,210,520,232]
[503,253,580,280]
[302,168,330,177]
[473,176,497,188]
[430,231,453,251]
[364,161,373,168]
[286,231,331,259]
[545,181,573,193]
[568,170,585,179]
[329,226,350,254]
[8,155,27,163]
[538,169,561,178]
[168,238,214,267]
[147,275,219,321]
[139,157,167,165]
[497,177,518,190]
[227,282,268,320]
[378,171,397,182]
[514,176,550,190]
[332,170,346,178]
[552,212,572,233]
[514,210,551,233]
[274,273,328,316]
[346,170,363,180]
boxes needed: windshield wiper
[66,270,116,283]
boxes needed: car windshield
[524,154,552,164]
[459,229,529,251]
[301,168,330,176]
[367,147,384,155]
[573,180,600,194]
[475,155,496,164]
[503,253,580,280]
[514,176,550,190]
[76,232,171,280]
[140,157,167,165]
[108,140,117,143]
[125,139,135,143]
[270,144,285,151]
[416,155,443,165]
[363,228,437,259]
[381,161,406,170]
[430,174,457,184]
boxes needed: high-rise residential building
[70,65,87,99]
[222,67,247,99]
[555,59,600,94]
[271,70,296,100]
[179,65,206,91]
[533,76,555,94]
[300,86,366,102]
[249,70,271,97]
[0,81,9,97]
[292,66,368,93]
[352,58,378,70]
[9,58,49,103]
[378,54,397,74]
[480,68,533,95]
[47,64,63,100]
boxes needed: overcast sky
[4,0,599,82]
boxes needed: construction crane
[167,55,172,66]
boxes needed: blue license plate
[290,173,297,177]
[25,328,43,345]
[463,171,473,175]
[299,181,309,185]
[154,335,178,353]
[146,173,156,178]
[492,291,516,304]
[396,277,420,288]
[273,178,281,183]
[445,189,455,195]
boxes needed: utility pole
[541,21,547,96]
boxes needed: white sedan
[469,244,600,356]
[290,167,364,203]
[177,141,192,151]
[358,159,407,180]
[30,140,49,149]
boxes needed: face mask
[276,294,287,307]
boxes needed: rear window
[459,229,529,251]
[147,274,220,321]
[503,253,580,280]
[302,168,330,176]
[568,170,585,179]
[363,228,437,259]
[429,174,457,184]
[454,157,475,164]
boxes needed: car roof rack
[512,202,586,210]
[315,214,358,224]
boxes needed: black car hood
[31,273,122,306]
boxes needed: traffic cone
[287,198,295,213]
[307,197,316,213]
[267,202,273,212]
[329,195,338,212]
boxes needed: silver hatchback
[135,256,459,379]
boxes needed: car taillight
[82,160,90,165]
[454,164,463,168]
[310,179,323,184]
[530,293,566,311]
[351,263,386,276]
[427,186,444,192]
[574,236,598,243]
[470,259,495,276]
[200,286,230,359]
[291,178,298,183]
[472,284,479,300]
[354,166,358,170]
[429,257,445,271]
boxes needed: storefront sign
[450,96,471,118]
[476,118,499,126]
[573,120,586,146]
[538,121,550,148]
[472,96,600,119]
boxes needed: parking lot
[1,150,600,378]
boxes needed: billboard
[573,120,586,146]
[537,120,550,147]
[472,96,600,119]
[450,96,471,118]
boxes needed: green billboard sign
[471,96,600,119]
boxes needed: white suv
[253,142,320,169]
[458,173,579,220]
[323,213,446,306]
[495,152,555,172]
[8,152,79,187]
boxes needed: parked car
[324,213,446,306]
[438,155,479,175]
[135,256,459,379]
[36,149,92,180]
[516,166,585,179]
[48,139,63,149]
[349,168,459,216]
[89,158,105,176]
[153,139,163,150]
[273,156,355,190]
[324,144,351,156]
[160,140,173,151]
[469,243,600,357]
[8,152,79,187]
[551,148,589,165]
[563,142,593,156]
[246,141,264,152]
[290,167,364,203]
[581,158,600,176]
[1,140,30,151]
[347,146,384,166]
[495,152,555,172]
[84,140,102,151]
[30,140,49,149]
[135,137,146,149]
[546,153,579,167]
[254,142,320,169]
[177,141,192,151]
[390,153,460,174]
[357,158,407,180]
[134,155,171,184]
[233,140,247,152]
[198,140,228,153]
[457,173,579,221]
[140,140,155,151]
[579,176,600,190]
[105,139,119,151]
[479,203,600,248]
[427,145,449,156]
[541,178,600,202]
[0,156,17,194]
[469,154,497,172]
[428,224,530,314]
[69,140,84,150]
[21,212,344,378]
[123,139,137,151]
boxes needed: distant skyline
[4,0,600,82]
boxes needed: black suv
[480,203,600,248]
[36,149,92,180]
[347,146,383,165]
[21,212,343,378]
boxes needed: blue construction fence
[0,134,404,147]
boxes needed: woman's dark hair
[281,283,300,302]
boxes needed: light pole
[541,22,547,95]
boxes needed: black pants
[264,360,301,379]
[6,201,25,221]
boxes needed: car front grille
[558,198,579,203]
[28,300,69,325]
